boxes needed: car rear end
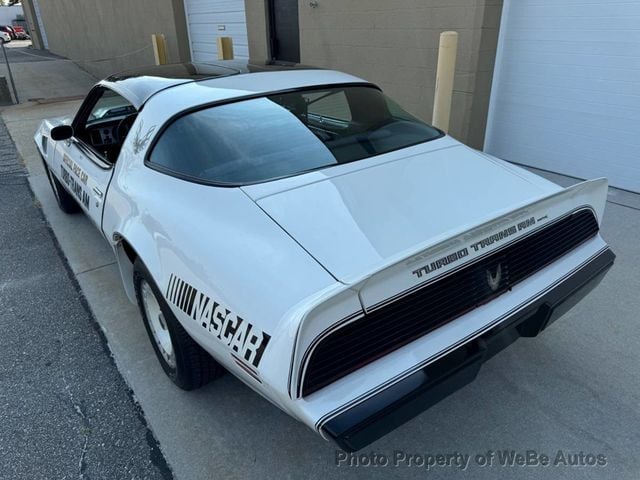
[283,179,613,451]
[129,72,614,450]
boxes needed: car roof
[99,60,344,109]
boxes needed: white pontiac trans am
[35,62,615,451]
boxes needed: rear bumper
[321,247,615,452]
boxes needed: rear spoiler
[353,178,609,306]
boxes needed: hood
[247,141,562,283]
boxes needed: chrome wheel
[141,280,175,369]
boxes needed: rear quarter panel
[102,126,338,409]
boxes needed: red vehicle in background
[10,26,30,40]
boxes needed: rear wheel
[133,259,224,390]
[43,161,81,214]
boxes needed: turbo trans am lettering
[470,217,536,252]
[412,216,538,279]
[60,164,90,209]
[166,274,270,368]
[412,248,469,279]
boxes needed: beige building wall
[30,0,191,78]
[21,0,46,50]
[245,0,502,148]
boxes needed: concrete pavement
[3,95,640,479]
[0,41,95,103]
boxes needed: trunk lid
[248,142,567,285]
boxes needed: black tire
[43,161,81,214]
[133,258,224,390]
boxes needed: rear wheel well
[121,239,137,263]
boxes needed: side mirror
[50,124,74,141]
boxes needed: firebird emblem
[132,121,156,154]
[486,264,502,292]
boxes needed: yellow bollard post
[151,34,168,65]
[217,37,234,60]
[432,31,459,133]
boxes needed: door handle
[93,187,103,199]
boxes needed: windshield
[148,86,442,185]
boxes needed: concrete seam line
[12,44,152,63]
[75,261,118,276]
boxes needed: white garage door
[184,0,249,63]
[485,0,640,193]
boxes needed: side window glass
[86,90,136,127]
[74,88,137,164]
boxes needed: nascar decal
[166,274,270,368]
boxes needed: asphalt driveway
[2,99,640,479]
[0,118,171,479]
